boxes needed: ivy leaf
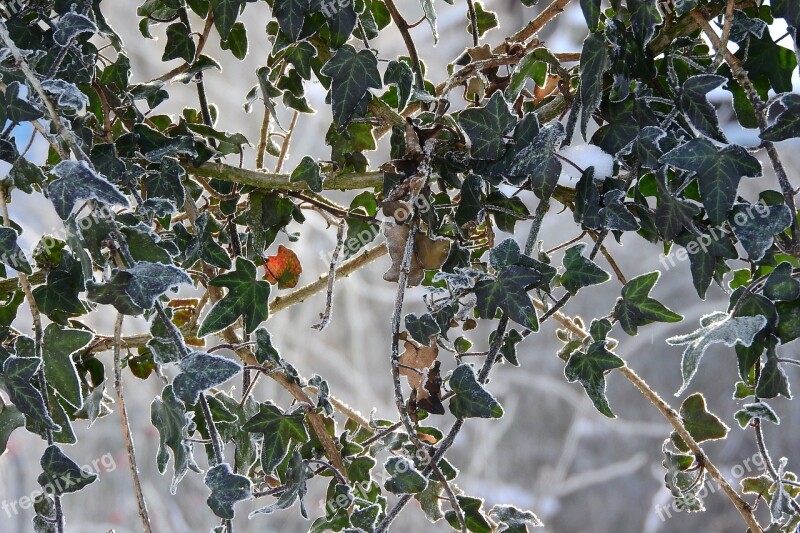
[470,2,498,37]
[221,21,248,60]
[655,177,700,241]
[210,0,245,39]
[579,0,601,32]
[659,139,761,225]
[274,0,311,41]
[729,202,792,261]
[756,346,791,399]
[0,404,25,456]
[163,22,195,63]
[680,74,727,142]
[47,161,129,220]
[193,212,232,269]
[125,262,192,309]
[613,272,682,336]
[147,156,186,207]
[458,91,516,160]
[667,311,767,396]
[205,463,253,519]
[4,82,43,122]
[677,393,729,446]
[564,341,624,418]
[579,32,609,138]
[601,189,639,231]
[242,401,308,473]
[6,157,46,194]
[405,313,440,345]
[454,173,483,229]
[199,257,271,336]
[1,356,59,431]
[173,352,242,404]
[151,385,200,494]
[489,504,544,531]
[764,262,800,301]
[0,227,32,274]
[628,0,661,46]
[560,243,610,295]
[762,93,800,142]
[249,448,309,518]
[384,60,414,110]
[320,45,381,130]
[53,12,97,45]
[446,496,492,533]
[290,156,323,192]
[736,33,797,94]
[734,402,780,428]
[418,0,438,44]
[384,456,428,494]
[284,42,316,80]
[448,364,503,419]
[37,445,97,496]
[474,265,542,330]
[32,252,85,318]
[42,324,93,409]
[773,0,800,30]
[263,245,303,289]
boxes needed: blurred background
[1,0,800,531]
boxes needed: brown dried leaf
[399,339,439,393]
[415,233,451,270]
[383,222,425,286]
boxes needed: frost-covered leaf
[385,60,414,110]
[242,401,308,474]
[458,91,516,160]
[205,463,252,519]
[42,324,93,409]
[1,357,59,431]
[564,341,623,417]
[660,139,761,225]
[54,12,97,46]
[680,75,727,142]
[173,352,242,404]
[757,347,791,399]
[37,445,97,495]
[151,385,200,493]
[40,80,89,113]
[489,504,544,531]
[0,227,32,274]
[579,32,608,138]
[474,265,542,330]
[628,0,661,45]
[289,156,323,192]
[199,257,271,335]
[734,402,780,428]
[384,456,428,494]
[560,243,609,295]
[729,202,792,261]
[667,312,767,395]
[126,262,191,309]
[47,161,129,220]
[448,364,503,419]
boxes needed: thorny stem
[113,314,153,533]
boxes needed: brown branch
[188,161,383,191]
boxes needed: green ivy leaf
[678,393,729,444]
[579,0,601,32]
[321,45,381,130]
[680,74,727,142]
[163,22,195,63]
[274,0,311,41]
[205,463,253,519]
[448,364,503,419]
[47,161,129,220]
[173,352,242,404]
[32,252,86,318]
[242,401,308,473]
[474,265,542,330]
[210,0,245,39]
[734,402,780,428]
[290,156,323,192]
[601,189,640,231]
[0,227,32,274]
[613,272,682,336]
[564,341,623,417]
[151,385,201,494]
[6,157,46,194]
[384,60,414,110]
[42,324,93,409]
[384,456,428,494]
[284,42,317,80]
[1,356,59,431]
[729,202,792,261]
[0,404,24,456]
[628,0,661,45]
[405,313,440,345]
[445,496,492,533]
[5,82,44,122]
[757,346,791,399]
[458,91,516,160]
[659,139,761,225]
[489,504,543,531]
[772,0,800,30]
[655,176,700,241]
[560,243,610,295]
[579,32,609,138]
[199,257,271,335]
[470,2,498,37]
[736,33,797,94]
[222,21,248,60]
[37,445,97,496]
[249,447,309,518]
[667,311,767,395]
[762,93,800,142]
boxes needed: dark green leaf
[163,22,196,63]
[405,313,440,345]
[384,60,414,110]
[446,496,492,533]
[47,161,129,220]
[151,385,200,493]
[474,265,541,330]
[729,202,792,261]
[205,463,252,519]
[560,243,610,295]
[628,0,661,45]
[320,45,381,129]
[734,402,779,428]
[37,445,97,496]
[173,352,242,404]
[579,0,601,32]
[1,356,59,431]
[384,456,428,494]
[290,156,323,192]
[448,364,503,419]
[42,324,93,409]
[199,257,271,335]
[210,0,245,39]
[458,91,516,160]
[0,405,24,456]
[613,272,682,336]
[762,93,800,142]
[564,341,623,417]
[284,42,316,80]
[242,401,308,473]
[680,74,727,142]
[222,21,248,60]
[470,2,498,37]
[579,32,609,138]
[678,393,729,444]
[757,347,791,399]
[0,227,32,274]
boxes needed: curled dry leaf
[383,223,451,286]
[262,245,302,289]
[399,338,439,397]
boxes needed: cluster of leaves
[0,0,800,531]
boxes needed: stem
[188,161,383,191]
[113,314,153,533]
[383,0,425,92]
[274,110,299,174]
[312,223,344,331]
[465,0,479,46]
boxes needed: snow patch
[556,144,614,187]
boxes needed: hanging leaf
[1,356,60,431]
[680,75,728,142]
[199,257,272,335]
[613,272,682,336]
[151,385,201,494]
[242,401,308,474]
[458,92,517,160]
[579,32,609,138]
[0,227,32,275]
[564,341,624,417]
[448,364,503,419]
[474,265,542,330]
[263,245,303,289]
[37,445,97,495]
[560,243,610,295]
[320,45,382,130]
[41,324,93,409]
[734,402,780,428]
[205,463,253,519]
[47,161,129,220]
[173,352,242,404]
[384,456,428,494]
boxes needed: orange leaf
[262,245,302,289]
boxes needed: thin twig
[312,224,345,331]
[113,314,153,533]
[274,110,299,174]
